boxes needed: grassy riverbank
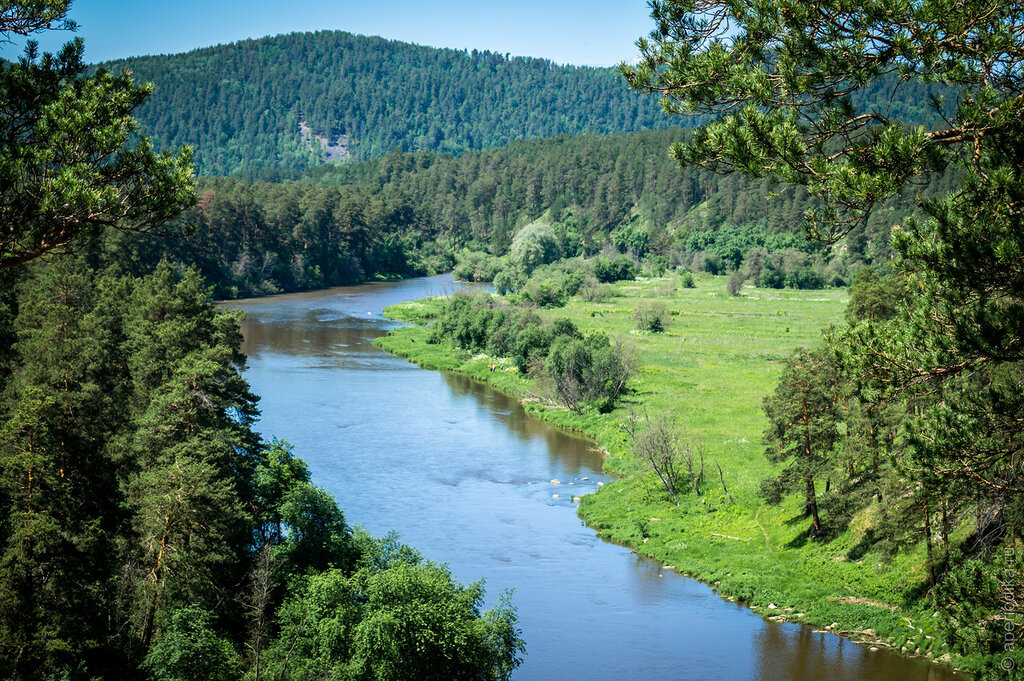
[374,274,961,671]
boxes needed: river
[231,273,959,681]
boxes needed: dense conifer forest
[102,30,957,177]
[100,31,676,174]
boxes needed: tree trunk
[924,496,936,588]
[805,476,821,536]
[941,497,950,572]
[142,516,172,648]
[716,461,734,505]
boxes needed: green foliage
[784,266,823,291]
[757,265,785,289]
[101,31,675,174]
[277,484,354,577]
[265,533,524,681]
[0,260,522,680]
[612,221,650,257]
[622,0,966,243]
[104,120,956,298]
[510,259,586,308]
[429,292,632,412]
[428,292,509,353]
[624,414,706,505]
[633,301,668,333]
[545,331,633,413]
[492,269,524,295]
[577,275,612,302]
[508,222,560,275]
[761,347,840,537]
[514,276,572,308]
[0,258,130,678]
[144,606,239,681]
[0,9,528,679]
[726,271,744,297]
[453,250,503,282]
[625,1,1024,671]
[254,439,311,542]
[593,255,638,283]
[0,14,194,269]
[844,267,910,323]
[384,278,969,666]
[932,549,1024,673]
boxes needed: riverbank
[374,273,965,675]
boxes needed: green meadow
[375,274,959,667]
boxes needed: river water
[231,273,958,681]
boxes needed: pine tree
[760,346,840,537]
[0,1,194,269]
[117,264,261,648]
[0,260,128,678]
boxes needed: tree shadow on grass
[846,527,877,561]
[784,511,809,526]
[901,576,934,605]
[784,523,813,549]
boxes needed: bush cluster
[429,292,632,412]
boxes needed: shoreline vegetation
[374,273,965,675]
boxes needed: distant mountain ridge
[101,31,675,175]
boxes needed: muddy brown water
[231,273,961,681]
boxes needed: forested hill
[100,31,675,175]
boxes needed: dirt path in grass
[755,507,772,552]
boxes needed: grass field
[374,273,960,668]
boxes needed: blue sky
[2,0,656,66]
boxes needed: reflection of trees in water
[752,622,956,681]
[440,373,601,476]
[238,316,385,358]
[230,273,478,359]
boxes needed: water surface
[232,274,959,681]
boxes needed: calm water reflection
[231,274,960,681]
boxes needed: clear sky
[2,0,657,67]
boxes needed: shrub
[633,301,668,333]
[646,255,668,277]
[144,606,237,681]
[593,255,638,283]
[577,276,610,302]
[492,269,525,295]
[690,251,724,275]
[453,250,503,282]
[757,265,785,289]
[785,265,824,290]
[726,270,744,296]
[546,332,634,413]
